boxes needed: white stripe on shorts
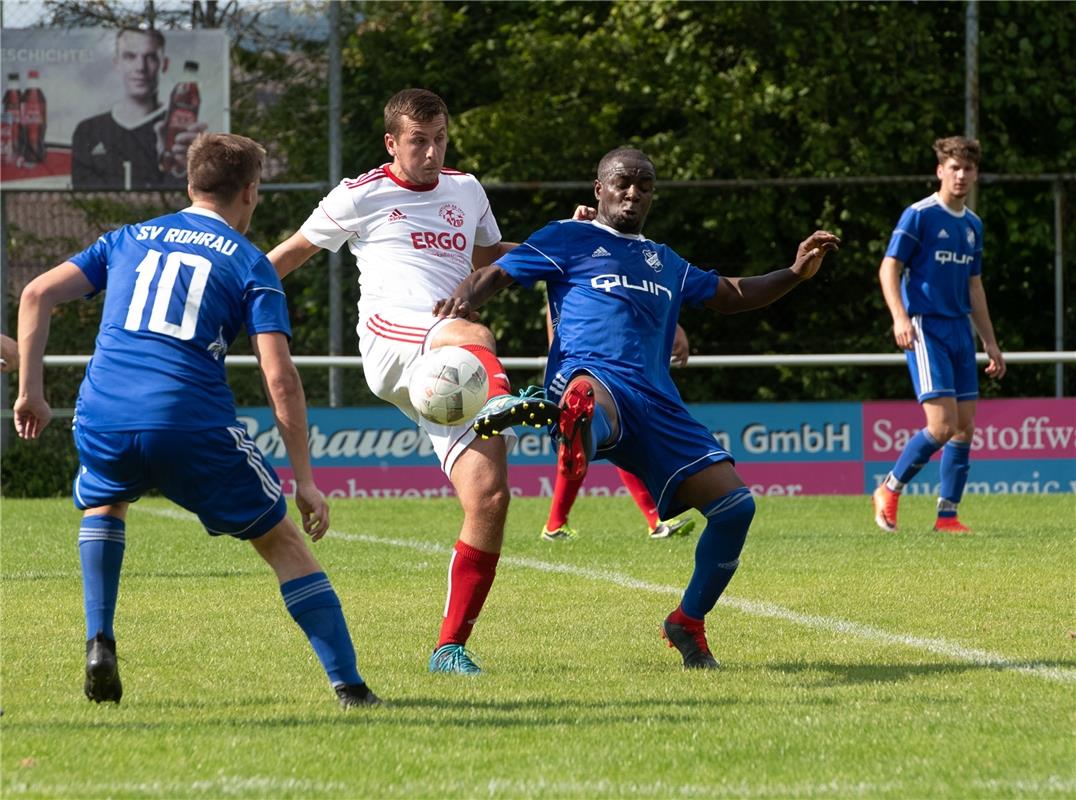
[911,315,933,396]
[227,426,281,501]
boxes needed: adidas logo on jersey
[938,229,950,239]
[591,246,612,258]
[387,208,407,223]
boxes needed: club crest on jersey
[207,327,228,361]
[439,203,465,228]
[642,248,663,272]
[966,228,975,246]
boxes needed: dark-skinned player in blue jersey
[434,147,839,669]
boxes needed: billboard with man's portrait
[1,27,228,190]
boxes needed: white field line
[139,508,1076,686]
[331,530,1076,686]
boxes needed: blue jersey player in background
[873,136,1005,535]
[14,133,380,709]
[435,147,839,670]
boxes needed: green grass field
[1,493,1073,799]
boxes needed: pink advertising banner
[864,398,1076,461]
[246,398,1076,498]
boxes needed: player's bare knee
[250,518,321,579]
[929,423,957,443]
[431,318,495,351]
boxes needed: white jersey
[299,164,502,318]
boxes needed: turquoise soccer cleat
[472,386,559,439]
[428,643,482,675]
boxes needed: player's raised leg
[429,435,510,675]
[557,375,618,483]
[433,319,558,438]
[78,503,128,704]
[662,463,755,670]
[250,517,381,708]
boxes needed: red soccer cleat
[872,484,900,532]
[933,516,972,534]
[557,379,595,480]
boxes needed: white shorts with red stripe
[357,306,517,476]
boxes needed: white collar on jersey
[585,218,647,241]
[932,192,968,218]
[182,205,232,227]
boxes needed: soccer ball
[408,346,490,425]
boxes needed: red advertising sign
[1,27,228,190]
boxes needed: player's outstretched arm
[705,230,839,314]
[15,262,94,439]
[433,264,517,319]
[267,231,322,280]
[968,275,1006,380]
[252,331,330,540]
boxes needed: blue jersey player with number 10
[15,133,380,709]
[873,136,1006,535]
[434,147,839,670]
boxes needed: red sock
[667,603,704,629]
[546,469,585,530]
[618,467,659,529]
[460,344,511,399]
[438,540,500,647]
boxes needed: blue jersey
[70,206,291,431]
[497,219,719,396]
[885,193,983,318]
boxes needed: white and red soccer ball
[407,346,489,425]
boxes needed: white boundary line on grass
[326,530,1076,686]
[140,508,1075,686]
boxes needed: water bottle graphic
[19,69,46,165]
[160,60,200,172]
[1,72,21,166]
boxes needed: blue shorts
[549,367,733,520]
[72,423,287,540]
[906,314,979,403]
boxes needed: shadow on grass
[767,659,1076,686]
[2,694,740,733]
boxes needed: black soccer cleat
[84,632,123,704]
[662,618,720,670]
[335,682,383,708]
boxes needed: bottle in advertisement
[19,69,47,166]
[160,61,200,172]
[1,72,21,166]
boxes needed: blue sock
[281,572,362,687]
[938,440,972,515]
[586,402,613,460]
[891,428,943,485]
[79,515,125,641]
[681,488,756,619]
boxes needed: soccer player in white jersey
[873,136,1005,534]
[15,133,380,708]
[435,147,839,670]
[267,88,558,676]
